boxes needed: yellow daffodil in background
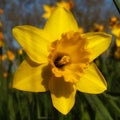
[0,32,4,40]
[0,32,4,48]
[110,17,120,59]
[0,54,7,61]
[18,49,23,55]
[7,50,15,61]
[114,47,120,59]
[56,0,74,11]
[42,5,55,19]
[12,7,112,115]
[78,27,84,34]
[0,8,3,15]
[3,72,8,78]
[111,23,120,47]
[0,40,4,47]
[93,23,104,32]
[110,17,120,47]
[42,0,73,19]
[0,21,2,27]
[110,16,119,27]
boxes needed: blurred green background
[0,0,120,120]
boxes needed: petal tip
[12,26,22,38]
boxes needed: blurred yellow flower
[110,16,119,27]
[111,23,120,47]
[0,8,3,15]
[111,22,120,59]
[42,0,74,19]
[0,54,7,61]
[18,49,23,55]
[114,47,120,59]
[42,5,55,19]
[0,21,2,27]
[93,23,104,32]
[56,0,74,11]
[0,40,4,47]
[3,72,8,78]
[115,38,120,47]
[12,7,112,115]
[7,50,15,61]
[0,32,4,47]
[78,27,84,34]
[0,32,4,40]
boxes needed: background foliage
[0,0,120,120]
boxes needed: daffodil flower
[42,0,73,19]
[111,24,120,47]
[42,4,55,19]
[12,7,112,115]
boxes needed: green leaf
[84,94,113,120]
[108,100,120,117]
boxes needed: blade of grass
[84,94,113,120]
[113,0,120,13]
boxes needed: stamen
[54,55,70,68]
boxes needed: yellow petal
[44,7,78,40]
[13,59,52,92]
[49,76,76,115]
[116,38,120,47]
[76,63,107,94]
[112,26,120,37]
[12,25,51,64]
[82,32,112,61]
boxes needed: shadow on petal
[49,76,75,98]
[26,57,41,67]
[26,58,52,91]
[41,64,53,90]
[49,76,76,115]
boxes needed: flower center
[54,55,70,68]
[48,31,91,80]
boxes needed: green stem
[113,0,120,13]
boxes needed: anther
[54,55,70,68]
